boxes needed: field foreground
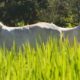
[0,39,80,80]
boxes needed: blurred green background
[0,0,80,27]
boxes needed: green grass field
[0,39,80,80]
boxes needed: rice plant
[0,39,80,80]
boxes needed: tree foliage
[0,0,80,27]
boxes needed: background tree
[0,0,80,27]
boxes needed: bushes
[0,0,80,27]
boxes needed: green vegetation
[0,0,80,27]
[0,39,80,80]
[0,1,80,79]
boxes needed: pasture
[0,39,80,80]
